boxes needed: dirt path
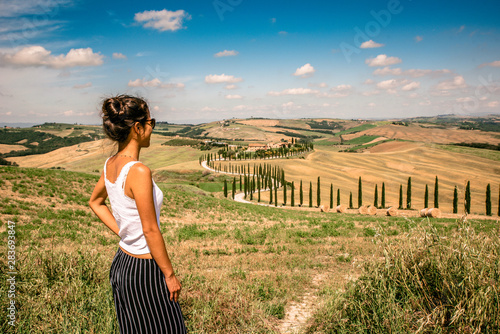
[278,274,325,334]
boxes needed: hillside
[1,165,498,333]
[2,116,500,216]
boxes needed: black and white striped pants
[109,248,187,334]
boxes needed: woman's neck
[117,141,141,160]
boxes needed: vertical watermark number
[7,220,16,327]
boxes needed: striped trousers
[109,248,187,334]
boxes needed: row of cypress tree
[220,163,499,215]
[199,142,313,165]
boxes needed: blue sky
[0,0,499,124]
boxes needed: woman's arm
[89,172,120,236]
[128,164,182,302]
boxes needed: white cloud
[279,31,288,35]
[293,63,315,78]
[487,101,499,108]
[360,40,384,48]
[0,0,68,17]
[113,52,127,59]
[368,103,376,107]
[225,94,242,99]
[373,67,403,76]
[134,9,191,32]
[162,82,185,89]
[73,82,92,89]
[375,79,420,92]
[401,81,420,91]
[331,84,352,91]
[415,36,423,42]
[270,18,276,23]
[232,105,252,111]
[365,54,402,67]
[205,74,243,84]
[214,50,239,57]
[376,79,403,90]
[373,67,452,78]
[479,60,500,68]
[128,78,161,87]
[435,76,466,90]
[362,90,381,96]
[225,84,237,90]
[128,78,184,89]
[0,0,72,40]
[363,79,375,85]
[1,46,104,68]
[458,25,465,33]
[405,69,451,77]
[311,84,353,98]
[267,88,319,96]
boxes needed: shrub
[307,222,500,333]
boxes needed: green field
[1,166,499,333]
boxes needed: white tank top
[104,157,164,255]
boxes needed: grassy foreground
[0,166,498,333]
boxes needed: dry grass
[342,123,500,145]
[0,144,27,154]
[217,143,500,216]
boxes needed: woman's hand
[165,274,181,302]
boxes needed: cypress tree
[330,184,333,209]
[309,181,313,208]
[424,184,429,208]
[486,183,491,216]
[453,186,458,214]
[406,177,412,209]
[232,178,236,199]
[244,176,247,198]
[269,178,273,205]
[274,179,278,207]
[337,189,340,206]
[434,176,439,208]
[300,180,303,206]
[497,184,500,216]
[317,176,321,207]
[374,184,378,208]
[223,179,228,198]
[257,176,261,202]
[239,175,242,191]
[349,192,353,209]
[250,178,253,201]
[291,181,295,207]
[465,181,471,214]
[283,182,287,206]
[399,184,403,209]
[381,182,386,208]
[358,177,362,208]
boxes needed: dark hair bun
[101,95,149,142]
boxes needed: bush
[307,222,500,333]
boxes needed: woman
[89,95,186,333]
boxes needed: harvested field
[238,119,280,127]
[6,134,206,173]
[342,124,500,145]
[0,144,27,154]
[218,144,500,216]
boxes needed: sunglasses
[145,118,156,129]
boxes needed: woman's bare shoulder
[129,162,151,176]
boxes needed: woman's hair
[101,95,150,142]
